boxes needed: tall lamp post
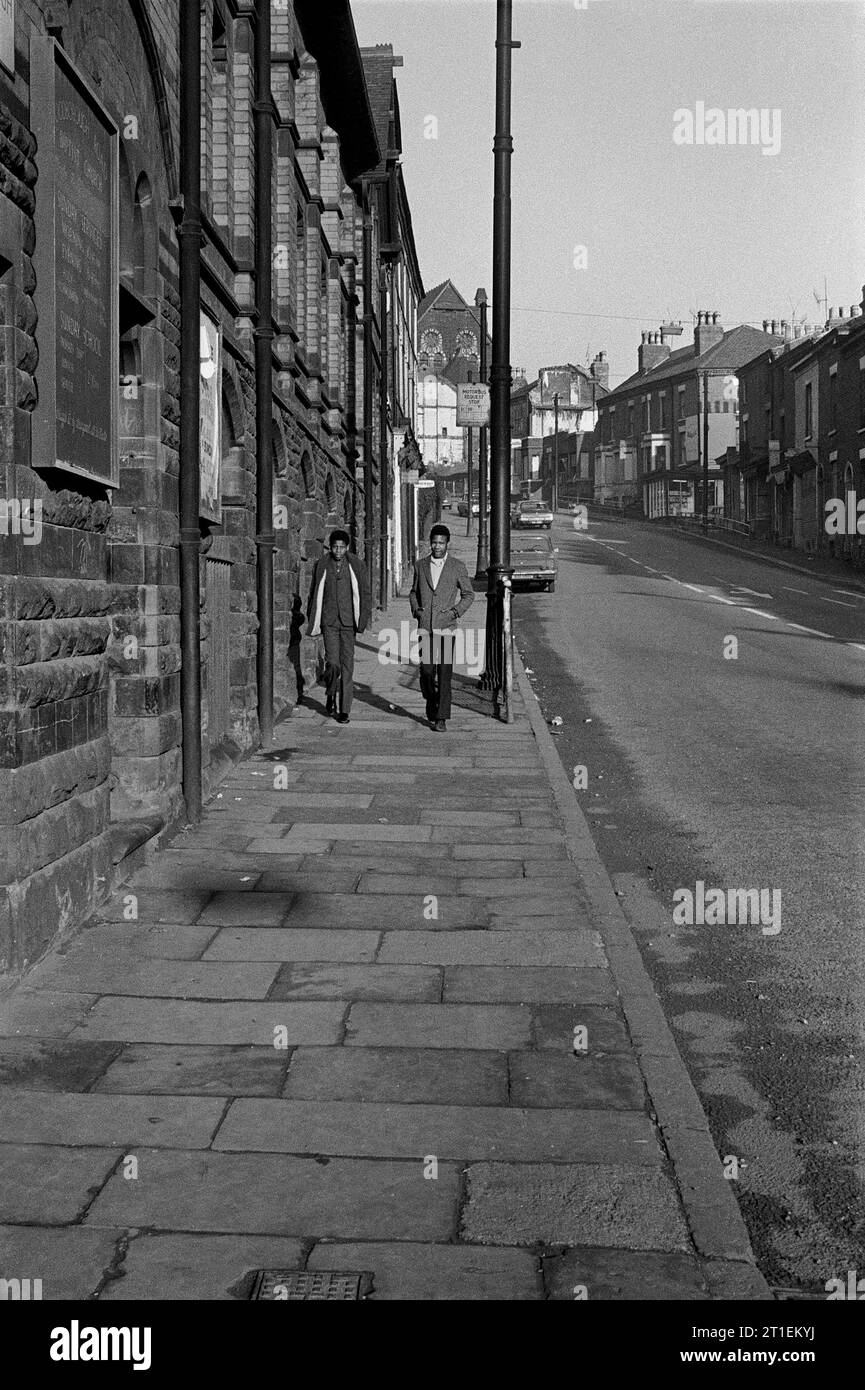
[474,288,490,582]
[465,418,474,536]
[482,0,519,721]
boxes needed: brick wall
[0,0,378,978]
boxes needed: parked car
[512,500,554,529]
[510,533,558,592]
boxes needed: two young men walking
[308,523,474,731]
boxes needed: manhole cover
[250,1270,370,1301]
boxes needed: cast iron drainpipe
[178,0,203,821]
[362,185,375,591]
[254,0,275,748]
[379,259,389,610]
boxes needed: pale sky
[353,0,865,391]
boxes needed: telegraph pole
[482,0,519,722]
[702,370,709,535]
[552,391,559,513]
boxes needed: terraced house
[595,313,783,517]
[0,0,421,976]
[726,296,865,560]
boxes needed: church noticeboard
[31,39,119,487]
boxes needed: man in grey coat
[409,524,474,731]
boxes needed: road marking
[822,597,856,608]
[788,623,833,638]
[833,589,863,599]
[731,587,773,598]
[576,534,865,653]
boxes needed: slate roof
[418,279,492,366]
[360,46,399,169]
[605,324,785,403]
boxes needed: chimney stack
[695,308,724,356]
[590,351,609,391]
[639,328,671,374]
[762,319,769,332]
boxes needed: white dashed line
[833,589,863,599]
[787,623,833,638]
[822,597,856,608]
[578,536,864,653]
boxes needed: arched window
[133,173,157,299]
[118,150,156,451]
[456,329,478,359]
[325,475,337,516]
[272,418,287,478]
[300,450,315,500]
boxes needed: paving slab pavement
[0,544,772,1301]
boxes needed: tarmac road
[512,516,865,1294]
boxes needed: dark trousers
[322,623,355,714]
[419,631,455,721]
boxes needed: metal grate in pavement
[249,1270,370,1301]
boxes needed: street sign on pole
[456,383,491,426]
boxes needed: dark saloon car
[510,533,558,592]
[512,500,554,529]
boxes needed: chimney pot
[762,319,769,331]
[771,320,777,333]
[712,312,719,325]
[851,305,858,318]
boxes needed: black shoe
[336,713,350,724]
[435,720,447,732]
